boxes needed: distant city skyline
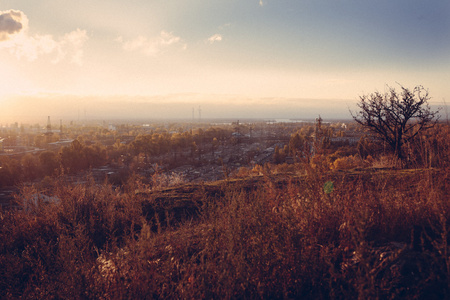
[1,1,449,122]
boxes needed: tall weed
[1,167,449,298]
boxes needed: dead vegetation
[1,121,449,299]
[1,165,449,299]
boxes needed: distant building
[329,137,360,145]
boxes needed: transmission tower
[45,116,53,136]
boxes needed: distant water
[267,119,314,123]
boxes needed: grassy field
[1,166,449,299]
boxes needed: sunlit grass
[1,166,449,299]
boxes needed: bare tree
[351,85,440,161]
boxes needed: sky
[0,0,449,122]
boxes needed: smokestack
[46,116,51,133]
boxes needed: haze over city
[2,3,450,297]
[1,0,449,122]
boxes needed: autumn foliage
[1,121,450,298]
[1,160,450,299]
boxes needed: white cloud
[0,10,25,41]
[119,31,186,56]
[0,10,88,65]
[207,34,223,44]
[55,29,88,65]
[259,0,264,7]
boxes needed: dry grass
[1,166,449,299]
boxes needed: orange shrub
[331,155,360,170]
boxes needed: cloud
[259,0,264,7]
[119,31,186,56]
[0,10,88,65]
[207,34,223,44]
[0,10,26,41]
[54,29,88,65]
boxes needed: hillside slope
[1,167,449,299]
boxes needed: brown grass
[1,167,449,299]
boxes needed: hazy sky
[1,0,449,121]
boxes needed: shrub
[1,166,450,299]
[332,155,361,170]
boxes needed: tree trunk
[395,135,403,161]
